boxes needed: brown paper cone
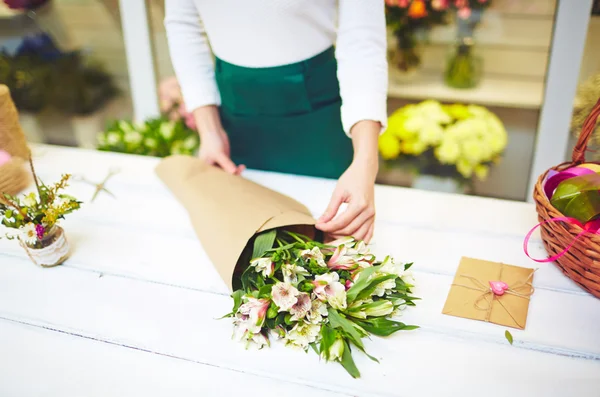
[0,85,31,159]
[0,157,31,196]
[155,155,317,291]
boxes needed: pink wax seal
[0,150,11,167]
[489,281,509,296]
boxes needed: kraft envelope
[155,155,317,291]
[442,257,535,330]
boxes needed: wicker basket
[533,97,600,298]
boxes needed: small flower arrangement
[378,100,507,182]
[97,117,199,158]
[224,230,418,378]
[0,159,81,266]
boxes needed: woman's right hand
[193,105,245,175]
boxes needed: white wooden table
[1,145,599,397]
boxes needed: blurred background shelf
[388,70,545,109]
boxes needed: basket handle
[572,97,600,164]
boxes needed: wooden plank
[0,263,598,397]
[0,320,349,397]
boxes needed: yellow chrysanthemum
[445,104,470,120]
[474,164,489,180]
[378,133,402,160]
[436,139,461,164]
[457,159,474,178]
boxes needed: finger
[215,153,238,174]
[316,202,363,233]
[317,190,345,224]
[235,164,246,175]
[351,220,372,242]
[333,207,375,237]
[364,222,375,244]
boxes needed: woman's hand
[193,105,245,175]
[316,120,380,243]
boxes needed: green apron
[215,47,353,180]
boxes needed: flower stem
[28,155,43,199]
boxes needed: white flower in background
[250,257,274,278]
[107,132,121,146]
[271,282,299,312]
[289,292,311,321]
[250,333,269,349]
[364,300,394,317]
[183,135,197,150]
[159,121,176,140]
[170,141,185,155]
[401,270,416,286]
[285,322,321,350]
[97,133,107,145]
[300,246,327,267]
[22,192,37,207]
[124,131,143,145]
[118,121,133,132]
[329,236,354,247]
[134,121,148,132]
[306,299,328,324]
[373,278,397,297]
[313,273,347,310]
[380,256,405,277]
[144,137,158,149]
[282,263,309,284]
[20,223,37,245]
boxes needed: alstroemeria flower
[290,292,311,321]
[300,247,327,268]
[284,322,321,350]
[363,300,394,317]
[313,273,347,310]
[238,297,270,328]
[328,244,358,270]
[272,282,299,312]
[328,338,345,361]
[250,257,274,278]
[329,236,354,247]
[282,263,309,284]
[306,299,328,324]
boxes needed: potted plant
[378,100,508,193]
[0,157,81,267]
[385,0,448,75]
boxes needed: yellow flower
[378,133,401,160]
[420,122,444,145]
[403,139,428,155]
[457,159,474,178]
[462,139,484,164]
[436,139,461,164]
[445,104,471,120]
[474,164,489,180]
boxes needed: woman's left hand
[315,121,380,243]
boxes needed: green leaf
[404,262,414,271]
[309,342,319,356]
[346,265,382,303]
[327,308,365,350]
[339,340,361,379]
[252,229,277,259]
[354,274,398,302]
[258,284,273,298]
[505,330,513,345]
[551,173,600,223]
[220,290,244,319]
[354,317,419,336]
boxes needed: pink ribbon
[524,217,600,262]
[543,167,594,199]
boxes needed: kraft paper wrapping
[0,157,31,196]
[0,85,31,159]
[442,257,535,330]
[155,155,317,291]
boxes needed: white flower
[134,121,148,132]
[20,223,37,245]
[118,121,133,132]
[379,256,404,277]
[250,257,274,278]
[373,278,397,297]
[107,132,121,145]
[401,270,416,286]
[271,282,299,312]
[300,247,327,267]
[364,300,394,317]
[124,131,143,144]
[282,263,309,284]
[289,292,311,321]
[250,333,269,349]
[306,299,328,324]
[284,322,321,350]
[313,273,347,310]
[328,338,344,361]
[329,236,355,247]
[22,192,37,208]
[238,297,270,328]
[144,138,158,148]
[159,121,175,140]
[183,135,197,150]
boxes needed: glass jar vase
[444,37,483,89]
[22,225,70,267]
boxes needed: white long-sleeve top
[164,0,388,135]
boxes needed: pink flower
[238,297,270,327]
[345,280,354,290]
[432,0,448,10]
[454,0,466,6]
[272,282,299,312]
[398,0,409,7]
[457,7,471,19]
[289,293,311,321]
[328,245,358,270]
[35,224,45,240]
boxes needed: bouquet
[97,118,199,158]
[378,100,507,182]
[385,0,448,72]
[0,159,81,250]
[223,230,418,378]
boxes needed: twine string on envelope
[451,270,535,328]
